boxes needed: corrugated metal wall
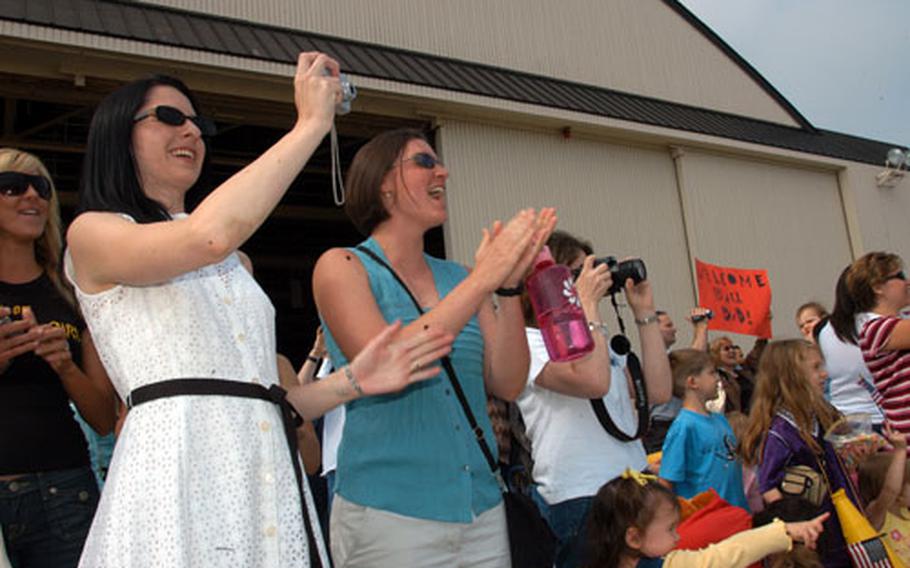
[438,120,698,344]
[678,150,851,343]
[842,163,910,261]
[439,122,854,347]
[144,0,798,127]
[2,7,885,349]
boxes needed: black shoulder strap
[355,245,500,474]
[588,350,649,442]
[813,316,830,344]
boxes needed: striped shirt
[859,313,910,436]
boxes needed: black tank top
[0,273,89,473]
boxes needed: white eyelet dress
[65,232,328,568]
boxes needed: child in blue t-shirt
[659,349,748,510]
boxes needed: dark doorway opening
[0,72,441,367]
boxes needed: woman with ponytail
[829,253,910,440]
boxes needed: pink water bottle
[526,246,594,362]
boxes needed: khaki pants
[330,494,510,568]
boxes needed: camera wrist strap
[588,292,650,442]
[330,124,346,206]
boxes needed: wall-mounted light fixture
[877,147,910,188]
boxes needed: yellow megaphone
[832,488,906,567]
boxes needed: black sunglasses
[0,172,52,200]
[404,152,443,169]
[886,271,907,282]
[133,105,217,137]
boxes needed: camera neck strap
[354,246,504,485]
[588,292,650,442]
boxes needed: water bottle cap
[534,245,555,270]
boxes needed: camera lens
[608,259,647,295]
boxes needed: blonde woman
[0,148,116,567]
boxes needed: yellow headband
[622,468,658,487]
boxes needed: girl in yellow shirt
[858,426,910,564]
[586,470,828,568]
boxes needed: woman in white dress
[66,53,453,567]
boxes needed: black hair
[753,497,826,567]
[79,75,211,223]
[829,265,860,344]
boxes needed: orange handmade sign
[695,259,772,338]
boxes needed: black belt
[128,378,324,568]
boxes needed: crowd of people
[2,51,910,568]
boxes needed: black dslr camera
[573,256,647,296]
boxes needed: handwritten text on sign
[695,259,772,338]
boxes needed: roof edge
[662,0,816,132]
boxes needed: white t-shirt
[818,321,884,422]
[516,328,647,505]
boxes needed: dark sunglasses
[886,271,907,282]
[133,105,217,137]
[404,152,443,169]
[0,172,52,200]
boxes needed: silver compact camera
[338,73,357,115]
[324,69,357,115]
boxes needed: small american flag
[847,537,893,568]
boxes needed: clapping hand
[501,207,557,287]
[348,321,454,397]
[473,208,557,292]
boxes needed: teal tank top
[322,238,502,523]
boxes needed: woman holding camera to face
[313,128,554,567]
[66,56,452,567]
[515,230,672,568]
[0,148,116,568]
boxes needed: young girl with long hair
[584,470,827,568]
[739,339,859,568]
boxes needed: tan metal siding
[840,163,910,262]
[677,150,851,343]
[437,120,697,344]
[142,0,798,127]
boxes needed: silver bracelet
[588,321,609,336]
[634,313,660,326]
[343,365,364,397]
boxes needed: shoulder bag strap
[589,352,649,442]
[812,431,865,514]
[354,246,501,475]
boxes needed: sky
[678,0,910,148]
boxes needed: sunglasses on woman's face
[404,152,443,169]
[133,105,217,137]
[886,271,908,282]
[0,172,52,200]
